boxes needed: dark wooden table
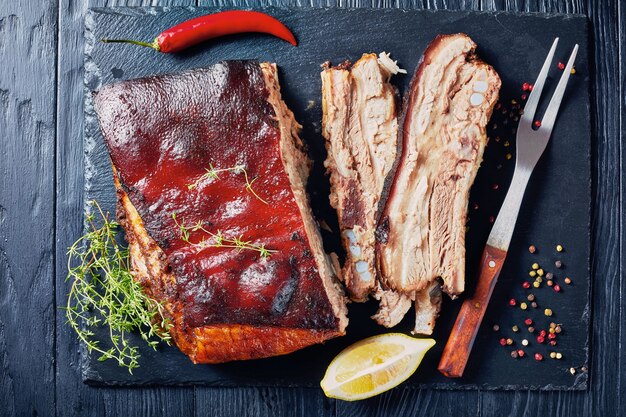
[0,0,623,416]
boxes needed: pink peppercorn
[548,333,557,340]
[522,281,531,289]
[537,336,545,344]
[535,353,543,361]
[557,62,565,70]
[534,120,542,128]
[524,318,533,326]
[499,338,507,346]
[509,298,516,306]
[549,340,557,346]
[540,330,547,337]
[517,349,525,357]
[554,284,561,292]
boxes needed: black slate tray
[83,6,591,390]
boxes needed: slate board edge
[80,6,591,391]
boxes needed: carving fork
[438,38,579,378]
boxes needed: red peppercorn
[534,120,542,128]
[521,94,527,100]
[522,82,530,91]
[528,84,534,91]
[548,333,557,340]
[492,183,499,190]
[524,318,533,326]
[473,202,479,210]
[489,216,495,223]
[517,349,525,357]
[540,330,547,337]
[522,281,531,289]
[499,338,507,346]
[535,353,543,361]
[557,62,565,70]
[537,336,545,344]
[549,340,557,346]
[554,284,561,292]
[509,298,516,306]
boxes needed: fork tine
[522,38,559,123]
[540,44,579,133]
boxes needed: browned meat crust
[96,61,347,363]
[376,34,501,334]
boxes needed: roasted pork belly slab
[376,34,501,334]
[94,61,347,363]
[321,53,401,302]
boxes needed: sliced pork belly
[321,53,402,302]
[94,61,348,363]
[376,34,501,334]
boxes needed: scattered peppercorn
[522,339,529,346]
[531,302,538,308]
[521,94,527,100]
[506,153,512,160]
[570,367,576,375]
[537,336,545,344]
[546,272,554,280]
[547,280,554,287]
[492,183,499,190]
[549,340,557,346]
[532,263,539,270]
[544,308,553,316]
[564,277,572,285]
[550,352,557,359]
[509,298,516,306]
[534,353,543,361]
[555,260,563,269]
[522,281,531,289]
[555,325,562,334]
[548,333,557,340]
[517,349,525,357]
[506,338,514,346]
[556,244,564,252]
[539,330,547,337]
[524,318,533,326]
[571,68,576,74]
[556,352,563,359]
[527,294,535,301]
[534,120,542,128]
[554,284,561,292]
[522,82,531,91]
[499,338,507,346]
[581,366,588,372]
[528,326,535,333]
[557,62,565,70]
[511,350,519,359]
[493,324,500,332]
[528,245,536,253]
[489,216,495,223]
[520,302,528,310]
[512,325,519,332]
[537,269,544,277]
[533,281,540,288]
[536,277,543,283]
[529,271,537,277]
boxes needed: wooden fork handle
[438,244,507,378]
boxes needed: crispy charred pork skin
[321,53,402,302]
[94,61,347,363]
[376,34,501,334]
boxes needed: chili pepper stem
[101,38,161,52]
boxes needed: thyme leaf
[65,200,172,373]
[187,164,269,205]
[172,213,275,260]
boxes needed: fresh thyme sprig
[187,163,269,205]
[172,213,275,260]
[65,200,171,373]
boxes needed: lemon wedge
[321,333,435,401]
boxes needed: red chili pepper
[101,10,297,53]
